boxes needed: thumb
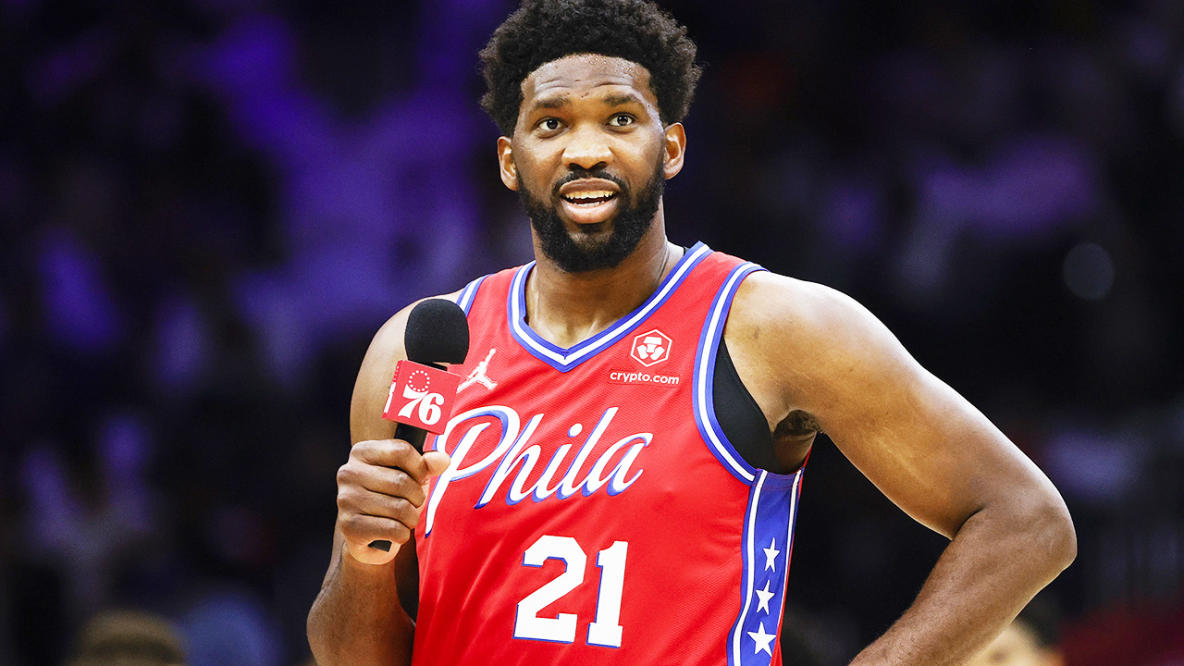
[422,450,452,479]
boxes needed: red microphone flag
[381,360,462,434]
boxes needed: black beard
[519,161,664,273]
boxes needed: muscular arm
[307,297,454,665]
[726,273,1076,665]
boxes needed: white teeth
[564,190,614,201]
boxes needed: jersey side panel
[692,257,807,666]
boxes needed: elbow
[1051,502,1078,572]
[1019,492,1077,576]
[306,599,331,665]
[306,610,322,662]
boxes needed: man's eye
[608,113,635,127]
[539,118,562,132]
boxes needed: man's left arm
[730,273,1076,665]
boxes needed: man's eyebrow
[528,92,645,112]
[530,95,570,111]
[601,93,644,107]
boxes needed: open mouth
[557,179,622,225]
[558,192,620,225]
[561,190,618,206]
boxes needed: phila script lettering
[422,406,651,535]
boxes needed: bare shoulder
[725,269,932,444]
[733,269,887,329]
[726,271,900,385]
[350,292,463,443]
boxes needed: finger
[352,439,429,482]
[338,513,413,549]
[337,487,421,530]
[338,463,427,507]
[422,451,452,479]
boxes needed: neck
[526,209,680,348]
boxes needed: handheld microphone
[371,298,470,552]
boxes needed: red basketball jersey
[412,243,805,665]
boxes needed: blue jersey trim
[456,274,488,316]
[773,473,805,628]
[693,262,808,663]
[507,242,712,373]
[692,262,765,483]
[727,470,803,666]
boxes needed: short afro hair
[479,0,702,136]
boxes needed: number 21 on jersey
[514,535,628,648]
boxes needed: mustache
[551,167,628,197]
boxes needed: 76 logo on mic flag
[382,360,462,433]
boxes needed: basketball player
[307,1,1076,664]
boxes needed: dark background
[2,0,1182,663]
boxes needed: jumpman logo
[459,348,498,392]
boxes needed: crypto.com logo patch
[630,329,672,367]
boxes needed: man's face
[497,54,684,272]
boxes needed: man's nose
[562,125,612,172]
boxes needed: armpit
[774,410,821,437]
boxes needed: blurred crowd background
[2,0,1182,664]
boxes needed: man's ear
[497,136,518,191]
[662,122,687,180]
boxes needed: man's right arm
[306,302,452,665]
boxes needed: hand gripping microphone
[370,298,470,552]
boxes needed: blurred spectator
[966,597,1063,666]
[68,610,185,666]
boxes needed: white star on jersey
[755,580,774,614]
[763,538,780,571]
[748,621,776,656]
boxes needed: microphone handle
[368,379,441,553]
[367,398,438,549]
[394,421,428,454]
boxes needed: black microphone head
[404,298,470,364]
